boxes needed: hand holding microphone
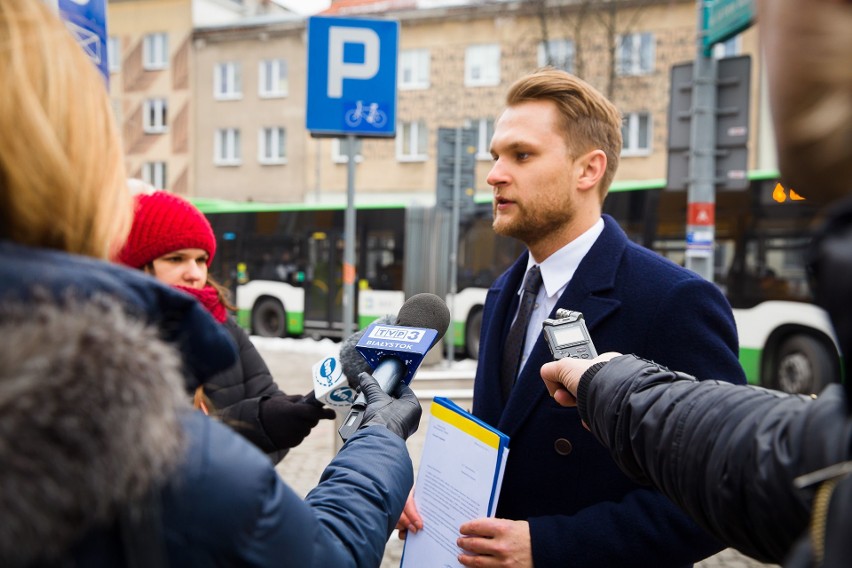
[339,293,451,442]
[357,372,422,440]
[300,314,396,411]
[259,393,336,450]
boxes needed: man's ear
[575,149,607,193]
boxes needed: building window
[142,33,168,70]
[142,161,167,189]
[465,44,500,87]
[259,127,286,164]
[538,39,574,73]
[616,32,654,76]
[465,118,494,161]
[143,99,167,133]
[332,138,363,163]
[621,112,651,156]
[713,35,742,59]
[399,49,430,90]
[108,36,121,73]
[397,121,428,161]
[259,59,288,98]
[215,128,241,165]
[214,62,242,100]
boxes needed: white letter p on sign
[327,26,379,99]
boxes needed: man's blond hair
[505,68,623,202]
[0,0,130,258]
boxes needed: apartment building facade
[108,0,195,194]
[108,0,765,202]
[107,0,292,196]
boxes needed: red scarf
[174,284,227,323]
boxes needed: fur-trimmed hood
[0,297,189,566]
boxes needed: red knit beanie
[116,191,216,269]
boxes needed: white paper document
[400,397,509,568]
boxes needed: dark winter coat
[472,215,747,567]
[578,354,852,567]
[0,240,413,567]
[205,317,288,462]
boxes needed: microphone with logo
[301,315,396,413]
[338,293,450,442]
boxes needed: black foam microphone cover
[396,293,451,349]
[339,314,395,386]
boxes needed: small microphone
[301,314,395,410]
[300,356,356,414]
[338,293,450,442]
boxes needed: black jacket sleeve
[203,319,286,459]
[577,354,852,563]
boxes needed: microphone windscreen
[396,293,451,349]
[339,314,395,385]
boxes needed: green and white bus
[604,170,839,394]
[194,197,523,353]
[195,169,839,395]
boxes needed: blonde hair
[0,0,130,258]
[505,68,623,202]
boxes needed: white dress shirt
[512,217,605,376]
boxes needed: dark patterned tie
[500,265,543,402]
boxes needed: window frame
[108,36,121,73]
[214,62,243,101]
[616,32,655,77]
[396,121,429,162]
[142,33,168,71]
[537,39,575,73]
[259,59,288,98]
[464,118,495,161]
[215,128,242,166]
[464,44,501,87]
[399,49,430,90]
[621,111,652,156]
[143,98,168,134]
[141,161,167,190]
[258,126,287,165]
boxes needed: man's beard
[493,201,573,249]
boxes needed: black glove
[357,372,422,441]
[259,394,335,450]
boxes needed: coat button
[554,438,573,455]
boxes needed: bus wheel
[466,309,483,360]
[771,335,834,395]
[252,298,287,338]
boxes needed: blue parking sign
[57,0,109,84]
[306,16,398,138]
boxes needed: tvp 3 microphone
[338,293,450,442]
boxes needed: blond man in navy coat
[397,68,746,567]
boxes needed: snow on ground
[248,335,478,371]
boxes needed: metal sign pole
[446,127,463,365]
[343,134,357,340]
[686,1,717,281]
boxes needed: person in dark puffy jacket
[116,190,334,462]
[540,4,852,566]
[0,2,420,565]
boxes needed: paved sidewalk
[259,339,778,568]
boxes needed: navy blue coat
[472,215,747,567]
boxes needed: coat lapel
[496,215,626,436]
[473,253,528,427]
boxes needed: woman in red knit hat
[117,190,334,463]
